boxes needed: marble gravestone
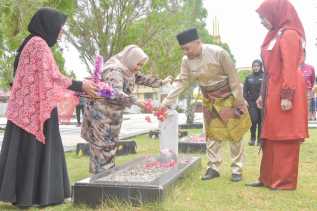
[72,155,201,207]
[159,109,178,161]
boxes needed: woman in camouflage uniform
[81,45,171,174]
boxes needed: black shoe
[245,181,264,187]
[231,174,242,182]
[201,168,220,180]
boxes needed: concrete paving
[0,113,203,152]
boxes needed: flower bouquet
[83,55,117,100]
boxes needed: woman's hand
[162,76,173,85]
[281,99,292,111]
[82,80,98,98]
[256,96,263,109]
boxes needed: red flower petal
[145,116,152,123]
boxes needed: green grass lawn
[1,129,317,211]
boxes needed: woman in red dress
[247,0,308,190]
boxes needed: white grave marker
[159,109,178,161]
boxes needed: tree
[66,0,153,71]
[0,0,237,124]
[238,69,251,83]
[66,0,213,125]
[66,0,213,75]
[65,0,215,125]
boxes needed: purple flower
[98,83,116,99]
[93,55,103,83]
[98,88,114,99]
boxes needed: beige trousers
[206,139,244,175]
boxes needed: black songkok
[176,28,199,45]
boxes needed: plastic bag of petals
[144,108,167,123]
[154,107,168,121]
[143,99,154,113]
[144,100,168,122]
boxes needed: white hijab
[103,45,148,75]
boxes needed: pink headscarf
[256,0,305,49]
[6,36,72,144]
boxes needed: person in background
[0,8,97,208]
[243,59,264,146]
[300,50,315,120]
[247,0,308,190]
[76,94,86,126]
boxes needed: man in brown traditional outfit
[161,28,251,182]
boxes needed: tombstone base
[72,155,201,207]
[76,140,137,156]
[179,123,203,129]
[148,130,188,139]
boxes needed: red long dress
[260,29,308,190]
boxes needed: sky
[63,0,317,79]
[204,0,317,68]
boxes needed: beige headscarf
[103,45,149,75]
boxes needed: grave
[178,135,206,153]
[73,109,201,207]
[72,155,201,207]
[76,140,137,156]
